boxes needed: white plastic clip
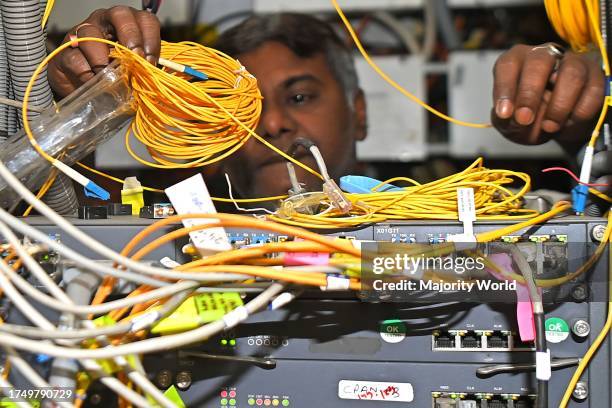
[320,275,350,291]
[269,292,296,310]
[536,349,552,381]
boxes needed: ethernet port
[434,397,456,408]
[514,396,536,408]
[460,333,481,349]
[457,401,477,408]
[483,397,505,408]
[432,331,456,349]
[486,331,509,349]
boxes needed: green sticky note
[194,292,243,323]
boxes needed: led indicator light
[282,399,290,407]
[229,399,236,406]
[264,399,271,406]
[220,391,228,398]
[229,339,237,346]
[229,391,236,398]
[272,399,279,406]
[256,398,263,406]
[248,398,255,405]
[220,398,228,405]
[221,339,228,346]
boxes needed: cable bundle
[270,158,539,229]
[114,40,262,168]
[544,0,600,52]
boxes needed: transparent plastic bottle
[0,62,134,209]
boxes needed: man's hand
[48,6,161,98]
[492,44,605,150]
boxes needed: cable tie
[130,311,161,333]
[536,349,552,380]
[222,306,249,329]
[233,63,254,88]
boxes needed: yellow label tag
[152,293,243,335]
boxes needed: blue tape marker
[339,175,402,194]
[184,66,208,81]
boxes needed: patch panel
[432,330,534,352]
[432,392,536,408]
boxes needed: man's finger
[135,11,161,65]
[514,46,558,126]
[493,45,527,120]
[57,47,95,87]
[570,56,605,123]
[71,23,110,74]
[103,6,145,57]
[542,54,588,133]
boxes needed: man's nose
[256,102,295,140]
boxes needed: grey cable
[0,206,248,284]
[0,283,284,359]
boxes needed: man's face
[224,41,366,199]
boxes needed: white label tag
[338,380,413,402]
[165,174,232,255]
[457,188,476,236]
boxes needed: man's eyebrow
[282,74,322,88]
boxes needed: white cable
[510,245,542,312]
[3,266,198,316]
[0,255,156,408]
[0,154,246,283]
[0,208,248,282]
[373,11,422,55]
[0,221,70,303]
[309,146,331,180]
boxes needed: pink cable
[542,167,610,187]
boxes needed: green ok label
[545,317,569,343]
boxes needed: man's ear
[353,89,367,141]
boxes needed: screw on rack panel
[573,381,589,401]
[571,284,589,302]
[175,370,192,391]
[572,320,591,338]
[155,369,173,389]
[591,224,606,242]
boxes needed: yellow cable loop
[331,0,491,129]
[270,158,540,229]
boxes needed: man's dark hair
[215,13,359,106]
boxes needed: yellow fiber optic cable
[331,0,491,129]
[559,210,611,407]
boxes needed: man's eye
[288,93,311,105]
